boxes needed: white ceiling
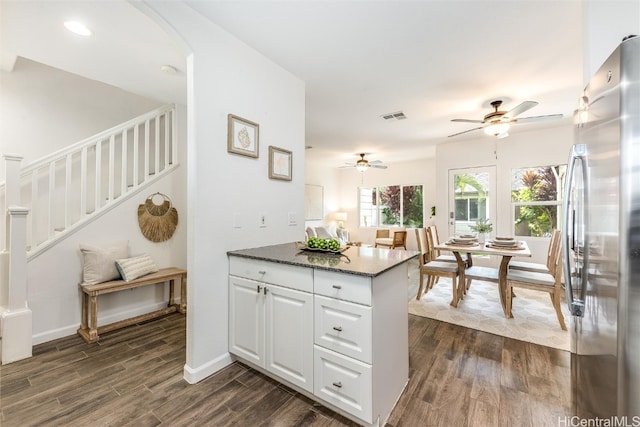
[1,1,584,167]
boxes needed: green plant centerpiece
[470,218,493,243]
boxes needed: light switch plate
[288,212,297,226]
[259,212,267,227]
[233,213,242,228]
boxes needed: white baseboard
[183,352,234,384]
[32,301,177,345]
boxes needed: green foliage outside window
[511,166,565,237]
[359,185,423,228]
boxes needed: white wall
[0,57,163,165]
[141,2,306,383]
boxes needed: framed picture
[268,146,292,181]
[305,184,323,220]
[227,114,259,158]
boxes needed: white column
[1,206,33,364]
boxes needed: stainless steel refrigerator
[563,34,639,420]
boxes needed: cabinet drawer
[314,270,371,305]
[229,256,313,293]
[314,345,372,423]
[314,295,372,363]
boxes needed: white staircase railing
[0,103,178,259]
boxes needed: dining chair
[375,229,407,249]
[415,228,460,306]
[506,237,567,330]
[427,225,458,264]
[508,229,561,274]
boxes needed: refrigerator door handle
[563,143,588,317]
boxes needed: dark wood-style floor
[0,313,571,426]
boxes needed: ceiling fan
[448,100,563,139]
[339,153,388,172]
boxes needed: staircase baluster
[171,109,177,165]
[80,146,87,218]
[95,140,102,212]
[65,153,72,230]
[47,161,55,240]
[108,134,115,202]
[154,114,160,176]
[121,129,128,196]
[30,168,38,248]
[133,124,139,188]
[144,119,150,182]
[164,112,170,171]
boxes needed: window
[359,185,423,228]
[511,165,566,237]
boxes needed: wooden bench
[77,267,187,343]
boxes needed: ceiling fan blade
[512,114,563,124]
[369,160,383,164]
[447,126,484,138]
[503,101,538,119]
[370,164,388,169]
[451,119,484,123]
[338,164,355,168]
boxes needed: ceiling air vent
[381,111,407,121]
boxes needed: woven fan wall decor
[138,192,179,242]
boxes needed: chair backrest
[549,233,564,283]
[428,225,442,257]
[546,229,562,270]
[425,226,440,262]
[376,229,390,239]
[393,231,407,246]
[414,228,429,266]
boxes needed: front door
[448,167,496,237]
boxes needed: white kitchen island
[227,242,418,426]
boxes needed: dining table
[434,238,532,317]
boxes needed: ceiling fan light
[484,123,510,137]
[356,161,368,172]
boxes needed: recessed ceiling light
[64,21,92,36]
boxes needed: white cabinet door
[265,284,314,393]
[229,276,264,367]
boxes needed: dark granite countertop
[227,242,418,277]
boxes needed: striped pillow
[115,254,158,282]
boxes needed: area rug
[408,273,571,351]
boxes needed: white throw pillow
[116,254,159,282]
[306,226,317,239]
[80,241,129,285]
[315,226,334,239]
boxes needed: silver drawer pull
[332,381,342,388]
[257,285,262,293]
[332,284,342,290]
[263,286,269,295]
[258,270,266,275]
[332,326,343,332]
